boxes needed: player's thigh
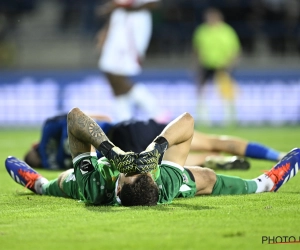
[162,142,190,167]
[184,166,216,195]
[191,131,217,152]
[193,132,235,153]
[185,152,220,166]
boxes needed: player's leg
[185,148,300,196]
[185,152,218,166]
[182,165,257,196]
[253,148,300,192]
[104,73,160,121]
[197,68,214,126]
[5,156,49,194]
[187,151,250,170]
[42,169,80,198]
[135,112,194,173]
[190,130,284,162]
[188,131,251,169]
[214,70,237,126]
[159,112,194,167]
[202,155,250,170]
[5,155,77,198]
[98,9,136,121]
[104,73,134,121]
[105,73,132,96]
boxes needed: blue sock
[245,142,280,161]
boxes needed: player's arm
[67,107,139,174]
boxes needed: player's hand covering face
[136,137,169,173]
[102,137,168,174]
[107,146,138,173]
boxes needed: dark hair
[119,174,159,206]
[24,146,42,168]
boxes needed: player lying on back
[24,113,285,171]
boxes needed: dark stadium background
[0,0,299,126]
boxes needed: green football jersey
[72,155,120,205]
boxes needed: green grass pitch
[1,126,300,250]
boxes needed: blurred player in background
[193,8,241,126]
[24,113,285,171]
[96,0,163,121]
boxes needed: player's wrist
[98,141,115,157]
[153,136,169,153]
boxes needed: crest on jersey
[182,173,189,183]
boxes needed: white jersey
[99,0,159,76]
[115,0,157,7]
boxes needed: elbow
[67,107,81,127]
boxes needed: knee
[182,112,194,125]
[182,112,194,137]
[202,167,217,187]
[195,167,217,195]
[57,169,74,190]
[67,107,80,127]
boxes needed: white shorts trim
[179,184,192,192]
[161,160,184,172]
[72,152,97,164]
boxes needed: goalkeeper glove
[98,141,138,174]
[136,136,169,173]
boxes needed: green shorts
[156,162,197,204]
[176,168,197,198]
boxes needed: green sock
[212,174,257,195]
[42,179,66,197]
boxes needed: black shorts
[108,119,166,153]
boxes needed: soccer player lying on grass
[24,113,285,171]
[5,107,300,206]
